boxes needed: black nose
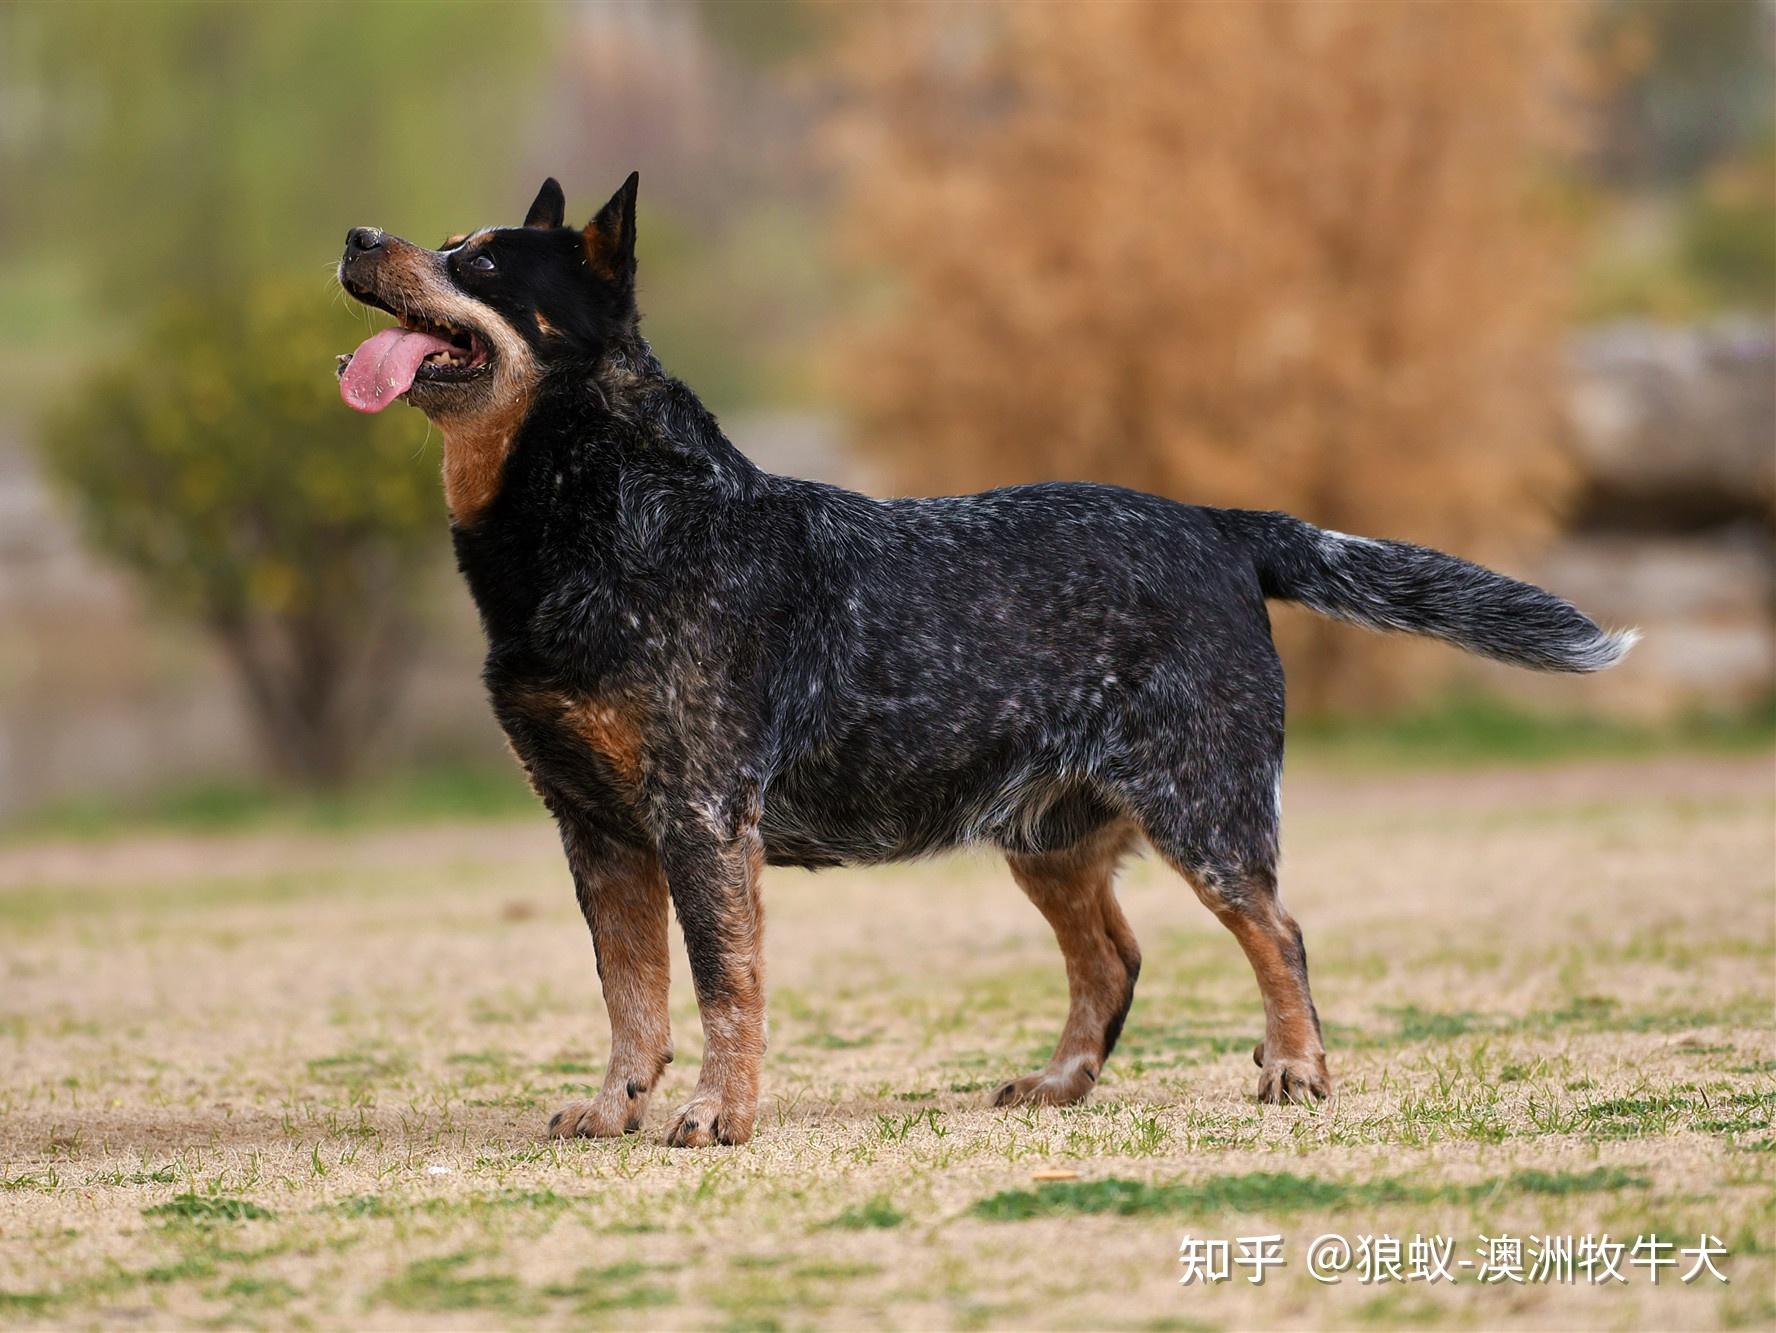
[346,226,385,254]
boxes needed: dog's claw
[664,1093,751,1147]
[990,1064,1097,1108]
[665,1111,716,1148]
[1255,1054,1332,1105]
[547,1097,637,1139]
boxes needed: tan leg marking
[1174,863,1331,1105]
[666,826,766,1147]
[548,837,674,1138]
[994,822,1142,1108]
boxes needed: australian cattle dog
[337,176,1634,1145]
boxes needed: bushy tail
[1226,510,1638,672]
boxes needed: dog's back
[756,480,1277,867]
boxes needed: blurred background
[0,0,1770,828]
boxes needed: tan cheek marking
[534,309,558,337]
[363,240,540,527]
[438,380,533,526]
[432,297,539,527]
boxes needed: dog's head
[336,174,639,419]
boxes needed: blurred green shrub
[1680,141,1776,312]
[39,282,439,787]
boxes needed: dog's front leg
[547,824,673,1139]
[658,803,766,1147]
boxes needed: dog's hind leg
[1141,775,1331,1104]
[1131,643,1331,1105]
[547,826,674,1139]
[1178,857,1329,1104]
[993,821,1142,1108]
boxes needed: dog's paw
[664,1093,753,1147]
[990,1063,1097,1109]
[546,1095,637,1139]
[1254,1053,1331,1105]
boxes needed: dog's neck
[588,332,667,410]
[446,338,756,651]
[448,334,756,531]
[556,336,758,491]
[439,397,533,529]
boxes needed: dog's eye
[467,253,496,273]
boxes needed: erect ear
[524,177,565,230]
[583,171,639,282]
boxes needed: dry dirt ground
[1,754,1772,1330]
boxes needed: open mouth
[338,282,493,414]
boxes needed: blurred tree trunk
[212,585,416,789]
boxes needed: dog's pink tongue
[339,326,453,413]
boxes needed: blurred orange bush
[826,0,1584,711]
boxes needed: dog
[336,175,1635,1146]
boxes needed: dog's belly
[758,760,1121,869]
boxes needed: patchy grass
[541,1261,681,1314]
[823,1194,907,1230]
[377,1252,540,1316]
[969,1167,1650,1221]
[142,1194,275,1224]
[0,753,1769,1328]
[220,1274,301,1304]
